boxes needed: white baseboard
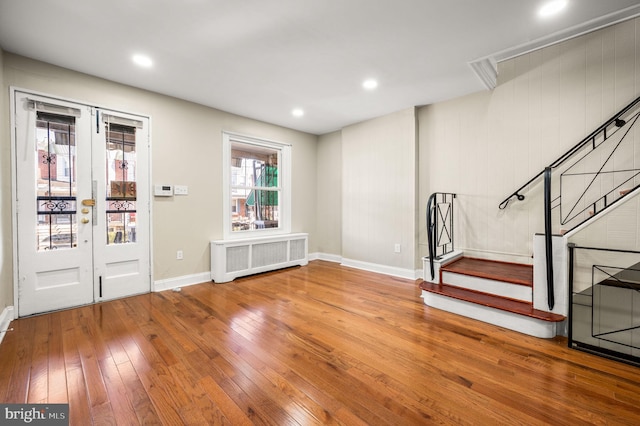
[309,252,342,263]
[0,306,15,347]
[154,272,211,292]
[341,258,418,280]
[153,254,420,292]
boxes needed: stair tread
[420,282,565,322]
[441,257,533,287]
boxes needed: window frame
[222,131,291,240]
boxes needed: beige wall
[341,108,417,271]
[316,131,341,256]
[418,17,640,264]
[1,53,318,304]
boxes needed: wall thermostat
[154,184,173,196]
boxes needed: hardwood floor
[1,260,640,425]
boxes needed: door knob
[81,218,90,224]
[82,199,96,206]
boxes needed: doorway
[12,90,151,317]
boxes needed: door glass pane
[36,113,77,251]
[105,123,137,244]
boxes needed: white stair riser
[441,271,532,303]
[422,291,560,338]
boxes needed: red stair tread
[441,257,533,287]
[420,281,565,322]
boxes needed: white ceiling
[1,0,640,135]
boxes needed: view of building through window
[230,141,280,231]
[35,112,77,251]
[105,122,138,245]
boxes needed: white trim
[341,258,418,280]
[222,131,291,240]
[468,57,497,90]
[469,5,640,90]
[154,272,211,292]
[309,252,342,263]
[10,89,20,313]
[0,306,15,347]
[563,185,640,238]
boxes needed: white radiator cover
[210,233,308,283]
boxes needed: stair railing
[499,94,640,310]
[568,243,640,366]
[426,192,456,280]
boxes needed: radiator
[210,233,308,283]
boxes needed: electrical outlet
[176,250,183,260]
[394,243,401,253]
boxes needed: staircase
[421,96,640,343]
[421,257,565,338]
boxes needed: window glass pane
[36,113,77,251]
[105,123,137,244]
[230,141,280,232]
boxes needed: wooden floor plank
[4,315,36,402]
[26,314,49,403]
[1,260,640,425]
[46,312,69,403]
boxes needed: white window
[222,132,291,239]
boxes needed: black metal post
[544,167,555,310]
[426,194,436,280]
[567,243,575,347]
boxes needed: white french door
[13,91,151,317]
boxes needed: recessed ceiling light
[292,108,304,117]
[132,54,153,68]
[363,79,378,90]
[538,0,568,17]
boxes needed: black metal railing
[426,192,456,281]
[499,94,640,310]
[568,244,640,367]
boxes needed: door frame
[10,87,154,317]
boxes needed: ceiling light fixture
[362,79,378,90]
[538,0,568,17]
[292,108,304,117]
[132,54,153,68]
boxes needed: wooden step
[424,256,563,337]
[441,257,533,287]
[420,282,564,323]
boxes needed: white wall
[418,17,640,264]
[341,108,417,274]
[0,53,318,305]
